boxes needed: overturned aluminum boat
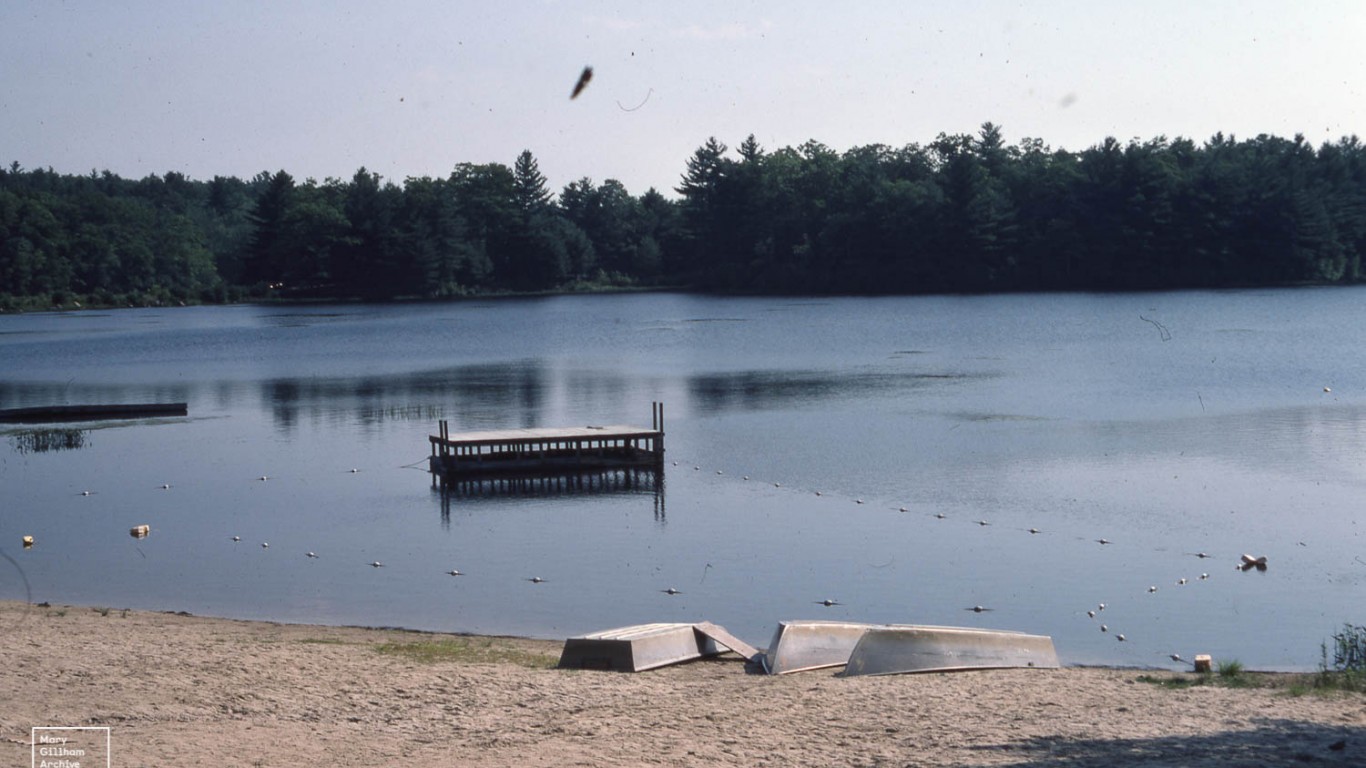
[762,620,1059,676]
[842,625,1059,677]
[761,620,879,675]
[558,622,760,672]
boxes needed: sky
[2,1,1364,198]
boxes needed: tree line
[4,123,1366,308]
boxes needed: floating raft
[0,402,188,423]
[558,621,759,672]
[429,402,664,481]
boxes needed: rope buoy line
[668,452,1279,667]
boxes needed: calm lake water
[3,290,1364,670]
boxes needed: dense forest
[3,122,1366,309]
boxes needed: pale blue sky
[3,1,1363,196]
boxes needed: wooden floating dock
[0,402,188,424]
[429,402,665,482]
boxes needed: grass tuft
[374,637,557,668]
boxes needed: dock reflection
[435,467,665,525]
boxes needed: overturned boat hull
[558,622,759,672]
[842,625,1059,677]
[761,620,878,675]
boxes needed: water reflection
[687,369,991,413]
[263,360,551,434]
[435,468,665,527]
[8,428,88,454]
[0,381,193,411]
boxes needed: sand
[1,601,1362,766]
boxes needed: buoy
[129,525,150,538]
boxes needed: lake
[2,289,1364,670]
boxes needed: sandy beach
[1,600,1362,766]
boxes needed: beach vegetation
[1310,624,1366,693]
[374,637,557,668]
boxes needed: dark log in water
[0,403,188,423]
